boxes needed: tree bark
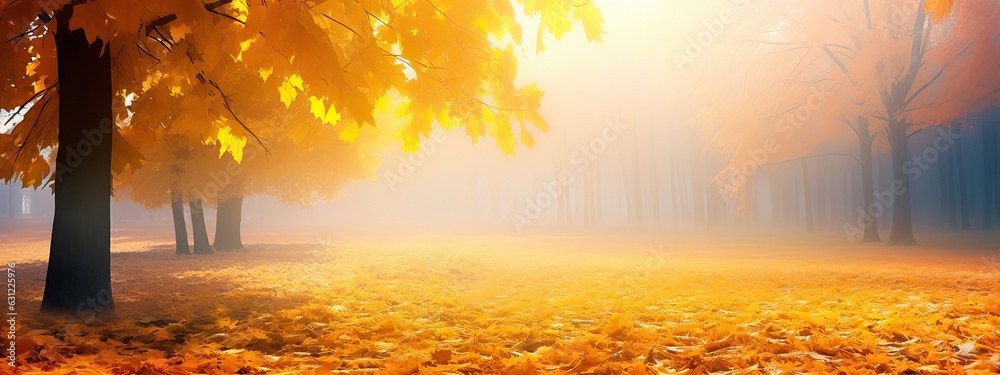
[886,123,916,245]
[171,193,190,255]
[995,116,1000,227]
[41,5,116,315]
[940,146,954,228]
[953,123,970,230]
[857,118,880,242]
[982,123,996,229]
[189,199,214,254]
[213,195,245,251]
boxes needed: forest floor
[1,230,999,374]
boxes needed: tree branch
[208,79,270,155]
[761,153,862,168]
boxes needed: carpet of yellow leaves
[4,234,1000,374]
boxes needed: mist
[1,0,999,372]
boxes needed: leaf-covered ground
[3,233,1000,374]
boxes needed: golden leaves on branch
[3,0,604,191]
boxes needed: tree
[694,0,999,244]
[42,7,116,312]
[1,0,603,314]
[170,190,189,255]
[117,91,396,254]
[984,112,998,229]
[822,0,999,244]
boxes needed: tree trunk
[995,116,1000,227]
[842,167,851,224]
[886,123,916,245]
[857,118,880,242]
[782,169,795,225]
[815,161,827,228]
[622,168,635,225]
[632,173,643,226]
[947,141,961,229]
[953,123,970,230]
[801,159,814,231]
[171,193,190,255]
[982,123,996,229]
[745,175,758,229]
[940,147,954,228]
[189,199,214,254]
[213,195,245,251]
[5,186,13,218]
[41,6,115,315]
[771,173,781,225]
[669,166,682,227]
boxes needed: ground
[1,229,999,374]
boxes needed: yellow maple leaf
[520,124,535,149]
[216,317,239,330]
[259,67,273,82]
[308,96,328,120]
[288,74,304,91]
[213,126,248,163]
[573,3,605,42]
[325,103,342,126]
[339,123,361,143]
[279,74,304,108]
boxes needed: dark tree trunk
[953,123,970,230]
[189,199,214,254]
[940,147,953,228]
[171,193,190,255]
[41,6,115,315]
[857,118,880,242]
[983,123,996,229]
[213,195,244,251]
[882,5,925,245]
[946,141,960,229]
[886,123,916,245]
[995,117,1000,227]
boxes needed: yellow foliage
[210,125,248,163]
[2,0,603,190]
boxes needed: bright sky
[511,0,752,137]
[305,0,759,226]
